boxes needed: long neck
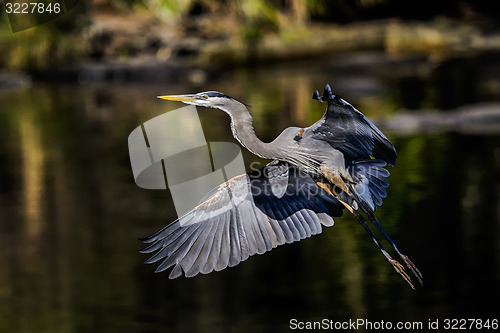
[220,101,278,159]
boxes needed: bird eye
[202,95,208,99]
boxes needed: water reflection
[0,55,499,332]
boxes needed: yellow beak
[157,94,197,102]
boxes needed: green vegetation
[0,0,498,72]
[0,2,87,71]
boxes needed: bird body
[142,84,422,288]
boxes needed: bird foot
[389,259,415,290]
[402,255,423,286]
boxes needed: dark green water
[1,53,499,332]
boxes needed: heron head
[157,91,242,109]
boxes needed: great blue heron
[141,84,423,289]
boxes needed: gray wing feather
[229,209,244,266]
[201,219,224,274]
[215,214,230,271]
[265,201,288,245]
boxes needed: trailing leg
[366,212,423,286]
[339,200,415,289]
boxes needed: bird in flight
[141,84,423,289]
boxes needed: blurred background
[1,0,500,332]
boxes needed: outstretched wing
[141,161,344,279]
[309,85,397,165]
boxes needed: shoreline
[2,15,500,84]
